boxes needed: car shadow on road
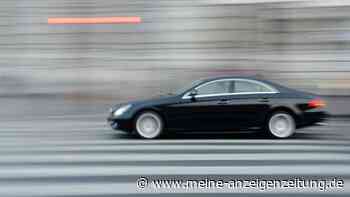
[111,131,322,140]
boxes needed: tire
[134,111,163,139]
[266,111,296,138]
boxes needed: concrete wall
[1,0,350,101]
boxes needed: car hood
[111,94,178,111]
[130,94,177,105]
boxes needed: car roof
[196,75,288,92]
[198,76,267,83]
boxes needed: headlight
[113,104,132,117]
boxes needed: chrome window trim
[182,78,279,99]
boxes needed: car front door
[165,79,234,131]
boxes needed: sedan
[107,76,328,139]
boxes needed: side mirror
[188,89,198,98]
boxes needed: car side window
[234,81,272,93]
[197,80,232,95]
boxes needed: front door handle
[258,98,269,103]
[218,99,229,105]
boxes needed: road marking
[0,153,348,164]
[0,165,350,178]
[0,144,349,152]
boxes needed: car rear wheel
[267,111,295,138]
[135,111,163,139]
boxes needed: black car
[107,76,328,139]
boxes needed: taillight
[308,99,326,108]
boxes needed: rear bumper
[107,117,133,132]
[299,111,329,127]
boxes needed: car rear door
[223,94,271,129]
[222,79,276,129]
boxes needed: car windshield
[170,79,204,95]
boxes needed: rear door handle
[258,98,269,103]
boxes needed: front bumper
[107,116,133,132]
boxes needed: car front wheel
[135,111,163,139]
[267,111,295,138]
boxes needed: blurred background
[1,1,350,196]
[1,0,350,118]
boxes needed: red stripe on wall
[48,17,141,24]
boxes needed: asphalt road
[0,115,349,197]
